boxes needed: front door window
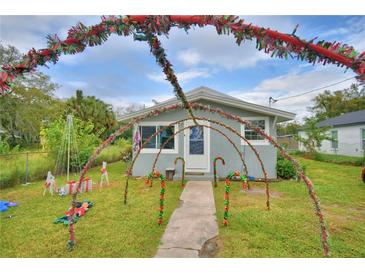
[189,126,204,155]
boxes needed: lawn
[1,157,364,258]
[0,161,183,257]
[213,157,365,257]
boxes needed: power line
[270,76,356,105]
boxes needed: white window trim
[241,116,270,145]
[138,121,179,154]
[330,129,339,150]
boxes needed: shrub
[277,154,297,179]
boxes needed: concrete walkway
[155,181,219,258]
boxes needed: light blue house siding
[132,98,278,179]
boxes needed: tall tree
[309,84,365,121]
[66,90,117,139]
[0,44,63,147]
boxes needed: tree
[295,117,333,155]
[277,121,302,136]
[0,44,64,148]
[40,116,100,171]
[309,84,365,121]
[66,90,117,139]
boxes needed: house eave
[118,92,295,123]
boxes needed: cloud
[161,16,296,70]
[229,66,358,121]
[147,68,212,84]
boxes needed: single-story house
[298,109,365,157]
[118,86,295,180]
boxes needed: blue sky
[0,15,364,120]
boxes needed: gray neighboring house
[298,109,365,157]
[118,86,295,180]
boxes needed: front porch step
[174,174,214,181]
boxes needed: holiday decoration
[43,171,57,196]
[65,180,78,195]
[227,171,249,191]
[6,15,336,254]
[81,176,93,193]
[213,157,226,187]
[223,177,231,226]
[153,171,166,225]
[100,161,109,187]
[1,15,363,96]
[145,170,161,187]
[53,200,93,251]
[133,126,141,153]
[174,157,186,187]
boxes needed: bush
[277,154,297,179]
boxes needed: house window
[138,124,177,153]
[331,130,338,149]
[362,128,365,150]
[241,117,269,145]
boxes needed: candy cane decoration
[223,177,231,226]
[145,170,161,187]
[156,172,166,225]
[213,157,226,187]
[174,157,185,188]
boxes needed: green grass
[0,141,132,189]
[1,156,364,258]
[0,161,182,257]
[292,151,365,166]
[213,157,365,257]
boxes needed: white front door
[184,120,210,172]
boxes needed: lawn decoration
[64,180,78,195]
[227,171,249,191]
[223,176,231,226]
[213,157,226,187]
[2,16,341,256]
[155,171,166,225]
[145,170,161,187]
[43,171,57,196]
[0,201,17,212]
[100,161,109,187]
[54,200,93,226]
[174,157,185,187]
[81,176,93,192]
[52,115,82,193]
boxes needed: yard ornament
[213,157,226,187]
[100,161,109,187]
[43,171,57,196]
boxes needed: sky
[0,15,364,121]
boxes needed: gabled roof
[118,86,295,122]
[318,109,365,127]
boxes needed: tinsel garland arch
[1,15,364,96]
[66,102,329,256]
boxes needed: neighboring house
[118,86,295,179]
[298,109,365,157]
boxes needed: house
[298,109,365,157]
[118,86,295,180]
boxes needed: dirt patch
[199,236,223,258]
[244,187,282,198]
